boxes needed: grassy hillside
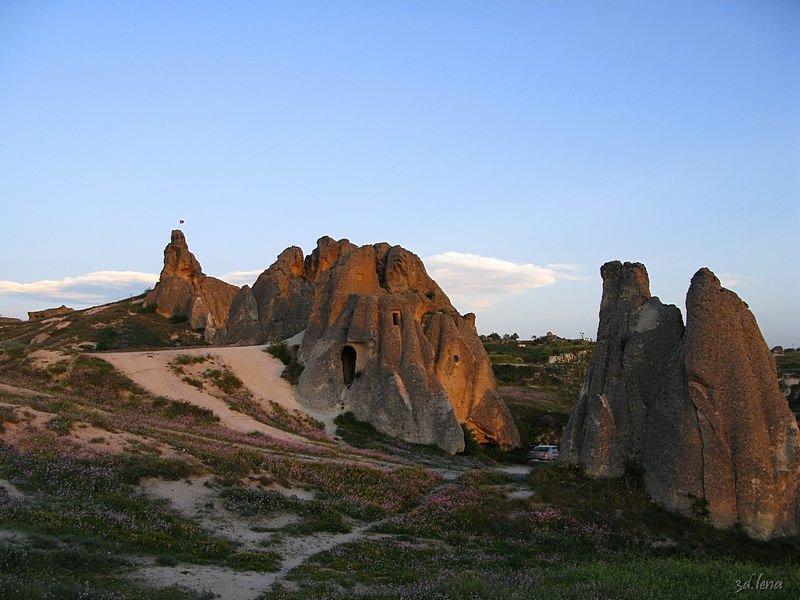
[0,312,797,598]
[0,295,205,356]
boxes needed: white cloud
[216,270,263,287]
[0,271,159,304]
[423,252,580,310]
[718,273,746,288]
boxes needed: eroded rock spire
[561,262,799,540]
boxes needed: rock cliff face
[561,262,800,540]
[225,236,520,453]
[144,230,238,344]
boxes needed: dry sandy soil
[98,345,337,442]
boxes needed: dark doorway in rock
[341,346,357,386]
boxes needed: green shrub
[266,342,291,365]
[283,509,351,535]
[226,550,281,572]
[460,424,481,456]
[266,342,304,385]
[173,354,209,366]
[282,360,304,385]
[160,400,219,425]
[116,455,196,484]
[182,376,204,389]
[45,415,73,436]
[203,369,244,394]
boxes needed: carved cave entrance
[341,345,357,386]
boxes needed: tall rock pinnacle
[144,230,238,343]
[561,262,799,540]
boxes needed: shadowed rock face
[224,236,521,453]
[560,262,685,477]
[144,230,238,344]
[561,262,800,540]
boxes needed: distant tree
[487,332,501,341]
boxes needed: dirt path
[132,466,523,599]
[97,346,332,444]
[132,476,397,599]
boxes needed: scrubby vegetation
[267,463,800,599]
[1,315,797,598]
[265,342,305,385]
[0,296,208,353]
[481,336,592,457]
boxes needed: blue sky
[1,1,798,346]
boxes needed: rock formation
[561,261,800,540]
[223,238,357,345]
[144,230,238,344]
[560,262,685,477]
[142,231,518,453]
[224,236,520,453]
[28,305,74,320]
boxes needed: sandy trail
[134,476,395,600]
[97,346,330,443]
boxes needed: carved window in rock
[453,354,460,364]
[341,345,357,386]
[391,311,401,326]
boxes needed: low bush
[265,342,291,365]
[203,368,244,394]
[226,550,281,572]
[157,399,219,425]
[281,360,304,385]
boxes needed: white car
[528,445,559,461]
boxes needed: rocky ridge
[561,261,800,540]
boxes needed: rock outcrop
[561,261,800,540]
[144,230,238,344]
[224,236,520,453]
[223,238,357,345]
[28,305,74,320]
[560,262,685,477]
